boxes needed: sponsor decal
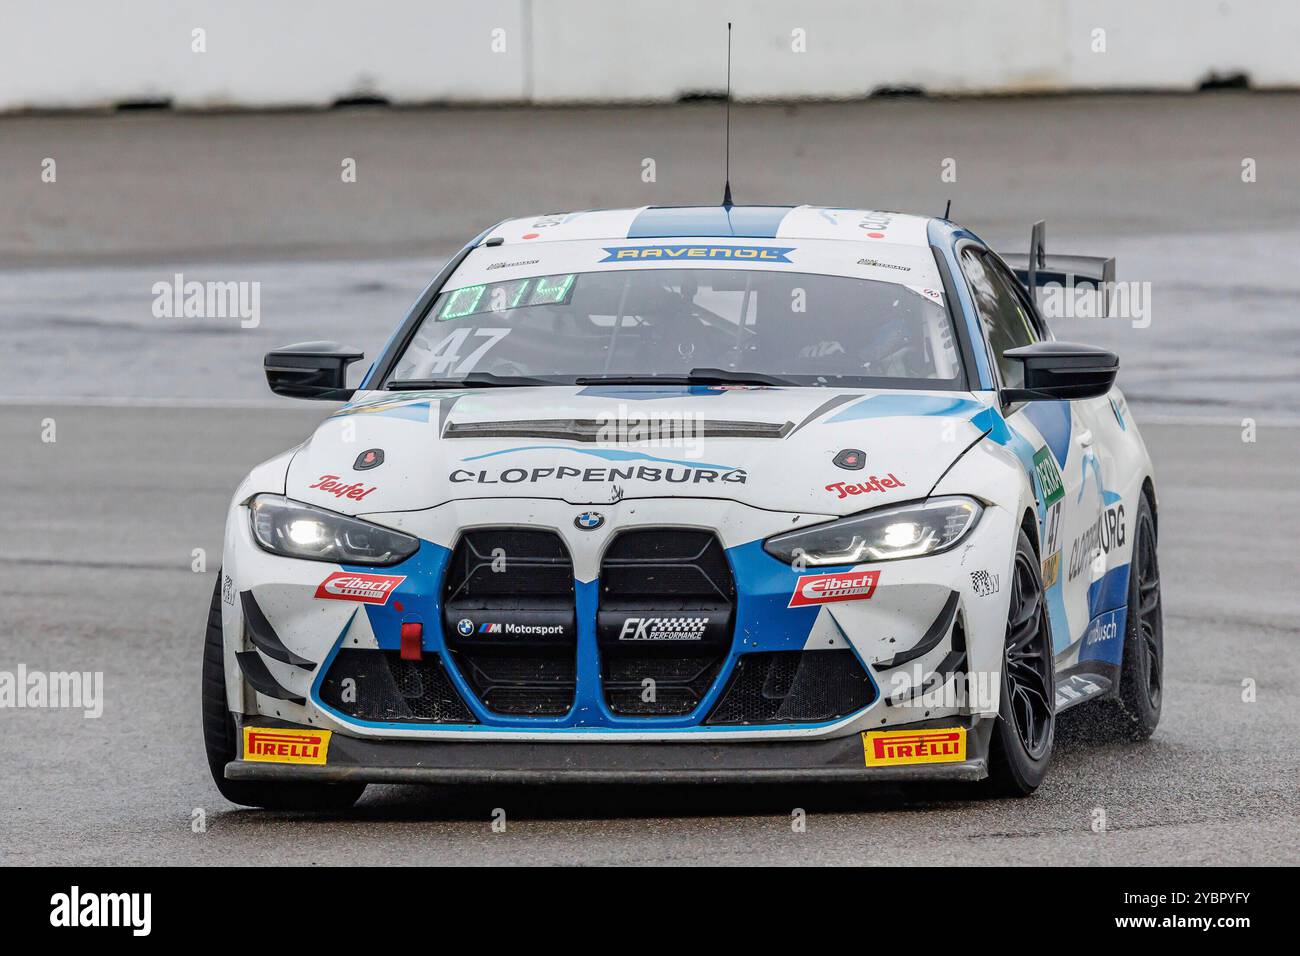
[832,448,866,471]
[1033,446,1065,507]
[857,211,894,234]
[451,465,747,485]
[457,618,474,636]
[1034,446,1065,583]
[599,244,795,264]
[486,259,539,270]
[1067,503,1126,581]
[475,622,567,636]
[856,258,910,271]
[314,572,405,605]
[825,474,904,499]
[862,727,966,766]
[354,448,384,471]
[309,474,377,501]
[574,511,605,530]
[243,727,331,765]
[789,570,880,607]
[221,573,235,605]
[619,616,710,641]
[1041,552,1061,589]
[970,569,1000,597]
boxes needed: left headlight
[248,494,419,566]
[764,496,983,567]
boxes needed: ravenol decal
[862,728,966,766]
[599,244,795,264]
[243,727,331,765]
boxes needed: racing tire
[202,572,366,811]
[1085,494,1163,742]
[985,530,1056,797]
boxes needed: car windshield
[388,268,965,389]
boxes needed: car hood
[285,386,992,517]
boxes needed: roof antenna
[943,198,952,219]
[722,22,734,208]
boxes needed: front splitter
[226,716,993,786]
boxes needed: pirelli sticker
[862,727,966,767]
[243,727,332,765]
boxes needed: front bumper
[227,715,994,785]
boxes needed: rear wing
[1000,220,1116,317]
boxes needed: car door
[957,245,1097,654]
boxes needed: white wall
[0,0,1289,111]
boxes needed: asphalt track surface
[1,97,1298,865]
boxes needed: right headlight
[248,494,419,566]
[764,496,983,566]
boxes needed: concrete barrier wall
[0,0,1289,111]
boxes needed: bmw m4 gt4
[203,205,1163,809]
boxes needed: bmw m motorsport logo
[599,244,795,263]
[574,511,605,530]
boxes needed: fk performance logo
[619,617,710,641]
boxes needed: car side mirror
[1001,341,1118,403]
[264,341,364,400]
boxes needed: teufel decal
[788,570,880,607]
[314,572,405,605]
[1067,503,1126,581]
[450,466,747,485]
[825,474,904,499]
[310,475,378,501]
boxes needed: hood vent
[443,419,792,442]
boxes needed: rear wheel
[1087,494,1163,741]
[985,530,1056,796]
[202,572,365,811]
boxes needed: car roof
[487,205,935,248]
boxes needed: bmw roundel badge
[574,512,605,530]
[457,618,474,636]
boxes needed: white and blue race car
[203,205,1163,808]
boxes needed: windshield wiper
[388,373,556,390]
[575,368,795,387]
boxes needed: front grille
[319,649,476,723]
[603,656,725,716]
[453,652,576,716]
[598,529,735,716]
[705,650,876,725]
[443,529,578,717]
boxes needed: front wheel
[985,530,1056,796]
[202,572,366,811]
